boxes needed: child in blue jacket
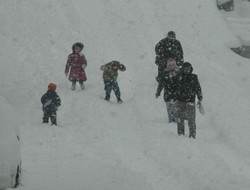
[41,83,61,126]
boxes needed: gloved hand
[197,100,202,108]
[155,94,160,99]
[119,64,126,71]
[82,64,87,69]
[65,72,68,77]
[197,100,204,115]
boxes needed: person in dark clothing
[155,58,179,123]
[171,62,202,138]
[155,31,184,82]
[100,60,126,103]
[41,83,61,126]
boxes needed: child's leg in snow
[42,112,49,123]
[79,80,84,90]
[50,112,57,126]
[104,80,112,101]
[112,81,121,100]
[71,80,76,90]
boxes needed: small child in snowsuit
[155,58,179,123]
[65,42,87,90]
[41,83,61,126]
[100,60,126,103]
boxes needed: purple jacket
[65,52,87,81]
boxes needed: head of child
[48,83,57,91]
[72,42,84,53]
[111,60,120,69]
[167,58,177,71]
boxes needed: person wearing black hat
[41,83,61,126]
[155,31,184,82]
[171,62,203,138]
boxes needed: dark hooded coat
[41,90,61,113]
[171,64,202,102]
[155,37,183,65]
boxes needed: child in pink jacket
[65,42,87,90]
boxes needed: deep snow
[1,0,250,190]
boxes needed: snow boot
[80,83,85,90]
[71,83,76,91]
[117,98,123,104]
[50,114,57,126]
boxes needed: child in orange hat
[41,83,61,126]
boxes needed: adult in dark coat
[41,83,61,126]
[171,62,202,138]
[65,42,87,90]
[155,31,184,81]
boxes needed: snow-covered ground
[221,0,250,45]
[1,0,250,189]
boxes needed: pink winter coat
[65,52,87,81]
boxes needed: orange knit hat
[48,83,57,91]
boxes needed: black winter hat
[167,31,176,39]
[72,42,84,51]
[111,60,120,66]
[181,62,193,73]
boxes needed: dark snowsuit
[155,37,183,80]
[100,61,126,103]
[41,90,61,125]
[171,67,202,138]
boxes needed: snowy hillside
[1,0,250,190]
[221,0,250,45]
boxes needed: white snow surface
[1,0,250,190]
[222,0,250,45]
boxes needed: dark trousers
[43,112,57,126]
[72,80,84,85]
[166,101,177,123]
[176,101,196,138]
[104,80,121,100]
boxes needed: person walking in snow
[100,60,126,103]
[171,62,203,138]
[155,58,179,123]
[155,31,183,82]
[41,83,61,126]
[65,42,87,90]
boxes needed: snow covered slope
[222,0,250,45]
[1,0,250,190]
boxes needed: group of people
[155,31,203,139]
[41,32,203,139]
[41,42,126,126]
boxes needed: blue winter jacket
[41,90,61,113]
